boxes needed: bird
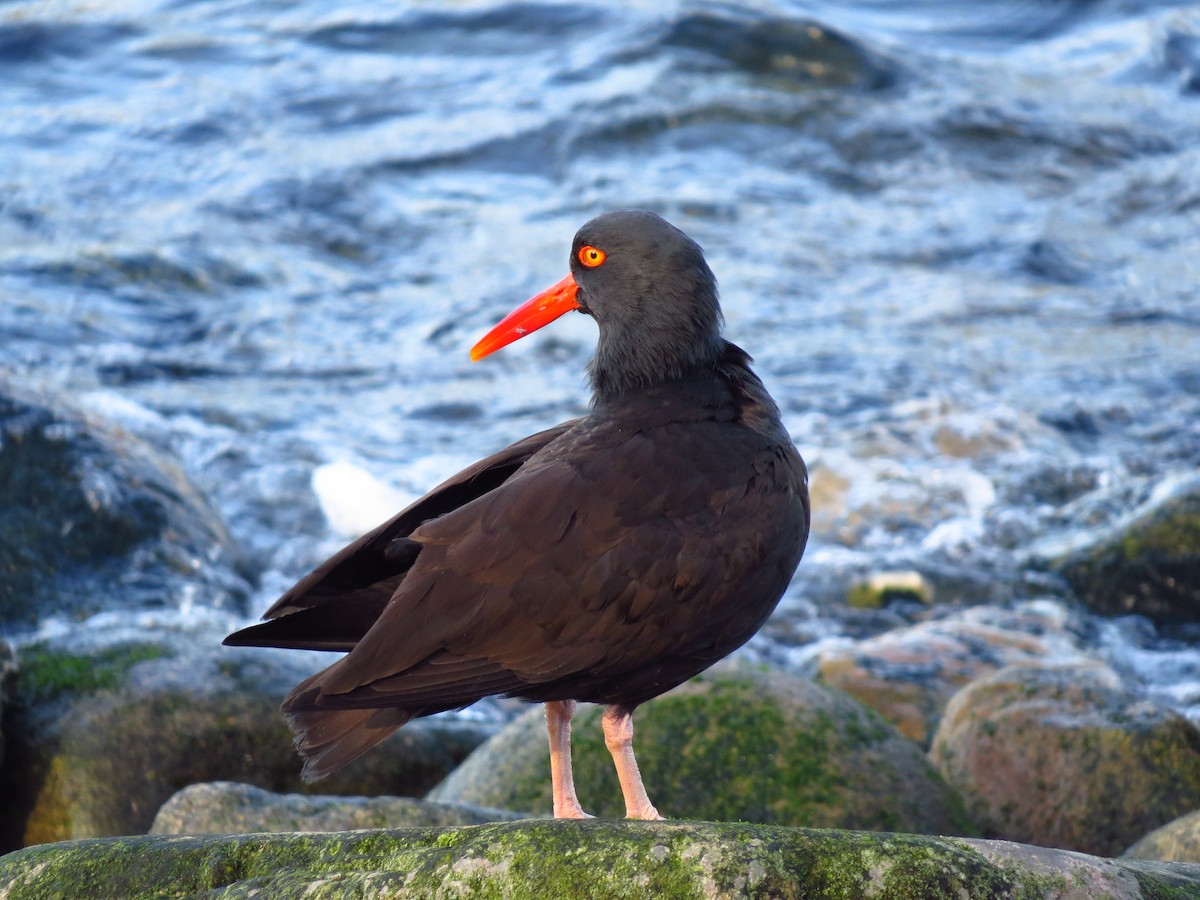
[224,209,810,819]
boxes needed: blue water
[2,0,1199,716]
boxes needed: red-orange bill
[470,273,581,361]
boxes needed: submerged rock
[1,820,1198,899]
[0,381,247,629]
[1046,473,1200,623]
[0,633,489,851]
[430,662,974,835]
[930,661,1200,857]
[150,781,525,835]
[664,11,899,91]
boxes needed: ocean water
[2,0,1198,717]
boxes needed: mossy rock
[930,661,1200,857]
[0,635,490,851]
[430,662,975,835]
[3,820,1200,899]
[1049,473,1200,622]
[150,781,526,834]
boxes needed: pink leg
[601,705,663,820]
[545,700,592,819]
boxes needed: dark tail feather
[283,704,414,782]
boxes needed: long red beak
[470,274,581,362]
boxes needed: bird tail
[282,703,415,782]
[282,665,416,782]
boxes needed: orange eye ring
[577,245,606,268]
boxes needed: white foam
[312,460,417,537]
[922,516,984,553]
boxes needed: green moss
[14,642,171,706]
[1116,508,1200,561]
[557,677,853,824]
[7,821,1193,899]
[1054,482,1200,622]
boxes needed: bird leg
[545,700,592,819]
[601,705,663,820]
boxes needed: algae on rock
[2,819,1200,899]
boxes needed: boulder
[1046,473,1200,622]
[150,782,526,834]
[1124,809,1200,863]
[816,600,1088,744]
[0,633,490,851]
[2,820,1199,899]
[930,661,1200,856]
[0,381,247,629]
[430,662,974,835]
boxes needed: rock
[816,600,1088,744]
[1124,809,1200,862]
[845,570,933,609]
[1046,472,1200,622]
[0,381,248,629]
[665,12,899,91]
[430,662,975,835]
[2,820,1199,899]
[150,782,526,834]
[0,632,490,851]
[930,661,1200,857]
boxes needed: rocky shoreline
[3,369,1200,897]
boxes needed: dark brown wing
[223,419,580,651]
[290,414,808,714]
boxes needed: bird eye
[577,245,607,268]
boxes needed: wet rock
[1020,238,1090,285]
[816,600,1087,745]
[1046,473,1200,622]
[150,781,525,834]
[1164,30,1200,95]
[930,661,1200,856]
[429,662,975,835]
[1124,809,1200,863]
[665,12,899,91]
[0,381,247,629]
[3,820,1200,899]
[0,631,490,850]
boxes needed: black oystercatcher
[225,210,809,819]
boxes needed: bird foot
[554,804,595,820]
[625,803,663,821]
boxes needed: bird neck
[587,322,725,405]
